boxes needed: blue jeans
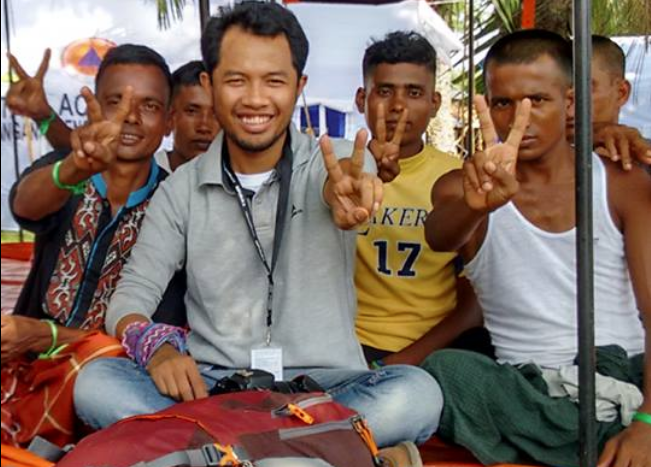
[74,357,442,447]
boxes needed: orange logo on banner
[62,38,116,76]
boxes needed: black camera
[209,369,323,396]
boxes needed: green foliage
[447,0,650,96]
[591,0,651,37]
[151,0,187,29]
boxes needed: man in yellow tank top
[354,31,489,367]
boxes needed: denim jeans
[74,357,442,448]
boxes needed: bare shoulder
[604,160,651,226]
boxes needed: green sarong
[421,346,643,467]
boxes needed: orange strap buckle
[287,403,315,425]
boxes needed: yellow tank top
[355,145,462,352]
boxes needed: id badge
[251,347,283,381]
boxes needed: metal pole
[573,0,596,465]
[3,0,24,242]
[199,0,210,32]
[467,0,475,155]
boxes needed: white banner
[1,0,210,230]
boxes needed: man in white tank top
[422,30,650,467]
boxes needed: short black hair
[95,44,173,104]
[201,1,309,79]
[171,60,205,99]
[592,35,626,78]
[362,31,437,84]
[483,29,573,89]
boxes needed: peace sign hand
[322,129,383,230]
[69,86,133,176]
[368,104,408,183]
[6,49,52,121]
[463,95,531,212]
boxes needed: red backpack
[56,390,380,467]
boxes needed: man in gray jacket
[73,2,442,464]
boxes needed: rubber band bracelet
[633,412,651,426]
[39,319,57,357]
[37,320,66,359]
[38,110,56,136]
[370,359,385,370]
[52,160,87,195]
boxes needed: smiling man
[2,44,186,447]
[423,30,650,467]
[73,3,441,466]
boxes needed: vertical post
[199,0,210,32]
[573,0,597,466]
[3,0,24,242]
[521,0,536,28]
[466,0,475,156]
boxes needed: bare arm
[621,169,651,411]
[382,276,482,366]
[41,113,73,150]
[598,164,651,467]
[425,169,489,255]
[12,153,92,221]
[1,315,89,364]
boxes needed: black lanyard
[222,139,293,345]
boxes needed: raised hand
[6,49,52,121]
[463,95,531,212]
[321,129,383,230]
[69,86,133,176]
[593,122,651,170]
[368,104,408,183]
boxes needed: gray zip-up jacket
[106,125,372,370]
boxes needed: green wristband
[38,110,56,136]
[52,160,87,195]
[38,319,58,359]
[37,320,68,359]
[633,412,651,426]
[370,359,386,370]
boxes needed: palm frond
[151,0,187,29]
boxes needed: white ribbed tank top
[465,154,645,367]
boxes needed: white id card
[251,347,283,381]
